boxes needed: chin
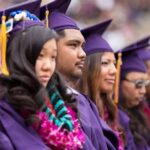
[104,85,114,92]
[74,72,83,78]
[101,88,113,94]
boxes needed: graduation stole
[37,82,84,149]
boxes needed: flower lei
[36,83,84,149]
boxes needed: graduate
[77,19,126,150]
[0,0,57,149]
[118,42,150,150]
[40,1,120,149]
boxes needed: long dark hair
[77,52,117,126]
[47,72,79,118]
[0,25,57,125]
[119,73,150,145]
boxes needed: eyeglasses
[124,78,150,89]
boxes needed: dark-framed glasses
[124,78,150,88]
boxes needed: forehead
[63,29,85,43]
[126,71,148,79]
[101,52,115,60]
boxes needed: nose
[78,47,86,59]
[42,59,52,71]
[139,86,146,95]
[110,63,117,75]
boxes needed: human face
[100,52,116,93]
[145,60,150,98]
[145,60,150,79]
[56,29,86,81]
[121,72,148,108]
[35,39,57,87]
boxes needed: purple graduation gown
[118,110,136,150]
[76,93,119,150]
[119,109,150,150]
[0,99,50,150]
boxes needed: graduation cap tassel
[114,52,122,105]
[1,15,9,76]
[45,9,49,28]
[0,28,2,64]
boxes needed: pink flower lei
[36,106,84,150]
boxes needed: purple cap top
[137,48,150,61]
[121,52,147,74]
[81,19,113,55]
[124,35,150,50]
[49,11,79,31]
[40,0,79,31]
[120,41,150,75]
[40,0,71,20]
[9,20,43,40]
[0,0,41,23]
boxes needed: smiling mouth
[106,79,115,84]
[76,61,85,69]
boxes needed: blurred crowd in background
[0,0,150,50]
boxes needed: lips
[106,79,115,84]
[40,75,50,82]
[75,61,85,69]
[137,97,145,102]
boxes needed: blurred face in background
[100,52,116,93]
[145,60,150,99]
[121,71,148,108]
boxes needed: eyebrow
[101,58,116,62]
[68,39,85,45]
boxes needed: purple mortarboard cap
[0,0,41,23]
[40,0,79,31]
[137,48,150,61]
[134,36,150,61]
[120,44,150,75]
[49,12,79,31]
[0,0,43,42]
[81,19,113,55]
[124,35,150,49]
[40,0,71,20]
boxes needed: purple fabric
[121,52,147,75]
[83,35,113,55]
[118,110,136,150]
[39,0,78,31]
[49,11,79,31]
[0,100,50,150]
[81,19,113,55]
[123,36,150,50]
[119,109,150,150]
[0,0,41,24]
[76,93,118,150]
[40,0,71,20]
[137,49,150,61]
[9,20,43,40]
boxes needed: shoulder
[118,109,130,126]
[0,131,14,150]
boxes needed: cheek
[101,67,108,76]
[50,61,56,75]
[121,83,136,98]
[35,60,41,76]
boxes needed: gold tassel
[1,15,9,76]
[0,29,2,73]
[114,52,122,105]
[45,9,49,28]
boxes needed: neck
[60,74,78,89]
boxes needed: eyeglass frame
[123,78,150,89]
